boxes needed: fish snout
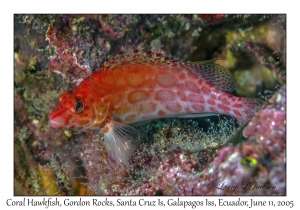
[48,111,66,128]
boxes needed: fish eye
[74,100,84,112]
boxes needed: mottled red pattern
[49,47,262,131]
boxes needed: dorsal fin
[102,46,181,71]
[101,47,235,92]
[189,60,236,92]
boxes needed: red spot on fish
[127,66,147,87]
[224,99,230,104]
[217,103,230,112]
[176,83,185,90]
[79,119,90,125]
[178,73,186,80]
[192,104,205,112]
[158,110,166,116]
[185,107,192,113]
[166,102,181,112]
[201,85,210,95]
[128,90,149,104]
[116,105,130,115]
[209,106,218,112]
[218,93,231,104]
[218,98,230,105]
[186,81,199,92]
[155,90,175,101]
[158,73,176,87]
[125,114,137,122]
[211,94,217,100]
[207,99,216,106]
[177,91,187,101]
[188,94,205,103]
[233,109,240,116]
[233,103,243,108]
[139,103,156,113]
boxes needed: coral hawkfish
[49,46,262,167]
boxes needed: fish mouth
[48,117,65,128]
[48,111,67,128]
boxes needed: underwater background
[14,14,286,195]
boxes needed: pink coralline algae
[132,150,199,196]
[48,53,92,87]
[46,23,92,86]
[243,86,286,140]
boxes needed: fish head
[48,90,108,131]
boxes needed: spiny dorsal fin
[189,60,236,92]
[102,46,181,71]
[102,47,235,92]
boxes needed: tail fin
[236,98,264,125]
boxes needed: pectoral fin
[103,117,140,167]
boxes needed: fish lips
[48,109,69,128]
